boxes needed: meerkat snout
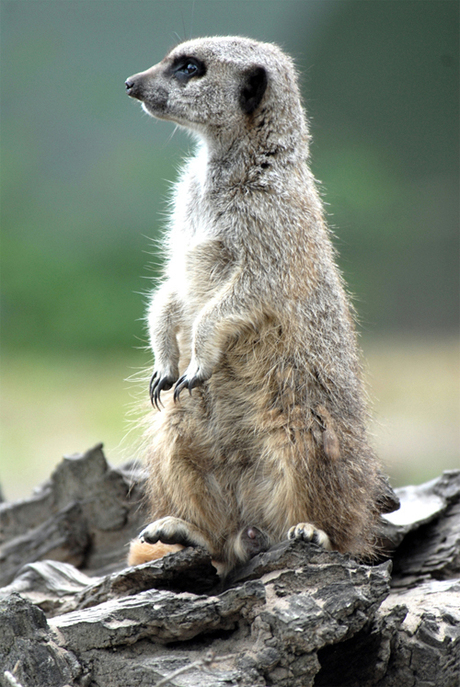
[125,75,144,100]
[125,78,135,94]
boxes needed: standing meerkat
[125,36,399,575]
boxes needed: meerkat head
[125,36,306,151]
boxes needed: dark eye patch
[171,56,206,83]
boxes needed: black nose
[125,78,135,94]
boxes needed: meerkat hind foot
[133,517,227,575]
[139,516,210,549]
[287,522,332,550]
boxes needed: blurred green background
[1,0,458,501]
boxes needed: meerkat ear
[239,65,268,114]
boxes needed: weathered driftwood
[0,445,459,687]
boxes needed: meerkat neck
[201,122,310,188]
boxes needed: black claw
[173,374,187,402]
[140,532,160,545]
[149,372,158,404]
[153,386,163,411]
[173,374,202,402]
[188,376,200,392]
[149,371,174,410]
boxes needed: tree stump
[1,445,459,686]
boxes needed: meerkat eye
[172,57,206,83]
[180,62,198,75]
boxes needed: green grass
[1,338,458,502]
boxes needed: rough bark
[0,445,459,687]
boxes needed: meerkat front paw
[287,522,332,550]
[173,359,210,401]
[149,369,178,409]
[139,516,209,550]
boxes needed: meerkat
[125,36,399,576]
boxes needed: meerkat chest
[167,155,236,305]
[171,235,235,314]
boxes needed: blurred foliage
[302,1,459,333]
